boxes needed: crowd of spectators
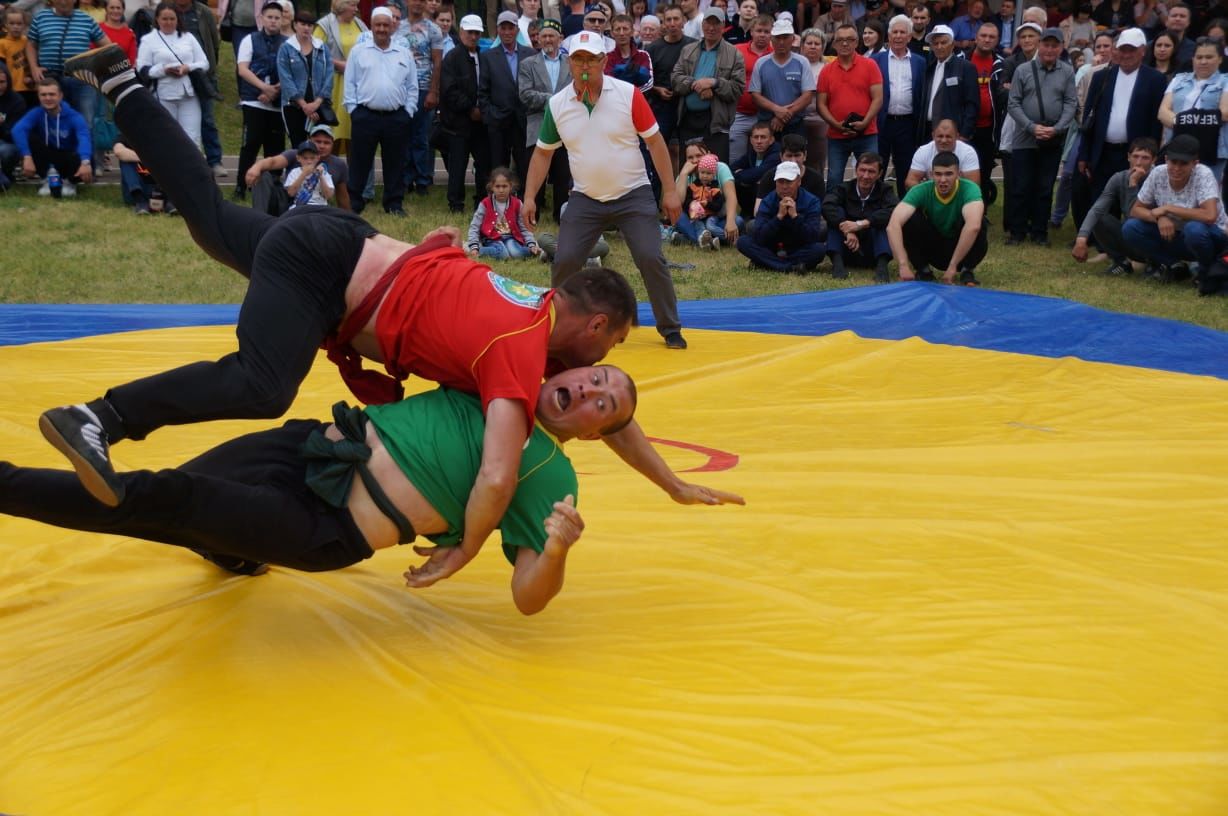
[5,0,1228,294]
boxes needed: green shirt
[364,388,578,565]
[901,178,982,238]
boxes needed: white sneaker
[38,180,51,196]
[711,236,721,251]
[212,164,229,178]
[61,180,77,197]
[698,229,713,250]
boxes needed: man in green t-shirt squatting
[0,366,642,615]
[886,150,988,286]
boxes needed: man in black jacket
[821,151,898,281]
[1076,28,1166,208]
[439,14,489,212]
[479,11,534,180]
[918,24,979,140]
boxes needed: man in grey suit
[519,18,572,221]
[480,10,535,179]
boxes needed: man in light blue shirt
[343,5,418,216]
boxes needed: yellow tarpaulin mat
[2,325,1227,815]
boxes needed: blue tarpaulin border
[2,285,1226,379]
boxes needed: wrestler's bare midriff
[324,422,450,551]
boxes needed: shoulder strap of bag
[1031,60,1047,124]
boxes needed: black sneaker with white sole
[63,44,138,99]
[39,405,125,506]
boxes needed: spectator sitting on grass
[886,149,986,286]
[114,138,176,215]
[731,120,779,217]
[751,132,824,218]
[1121,133,1228,284]
[243,122,350,214]
[10,76,92,197]
[466,166,540,260]
[1071,136,1157,277]
[903,118,980,190]
[821,150,897,282]
[735,160,828,272]
[669,149,742,250]
[0,63,27,190]
[284,139,335,208]
[535,200,611,268]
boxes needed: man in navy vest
[234,2,287,197]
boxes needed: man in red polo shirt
[816,21,882,192]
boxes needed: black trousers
[971,125,998,206]
[445,124,490,211]
[347,105,412,212]
[237,105,285,195]
[0,421,372,572]
[105,85,374,441]
[28,140,85,181]
[487,116,529,180]
[282,104,311,148]
[901,208,989,272]
[879,114,919,199]
[1007,141,1063,239]
[1089,143,1129,207]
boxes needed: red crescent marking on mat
[644,436,739,473]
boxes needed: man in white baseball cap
[523,13,690,349]
[1075,26,1166,211]
[749,16,816,139]
[736,160,828,271]
[920,21,979,138]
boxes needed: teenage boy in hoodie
[11,76,92,195]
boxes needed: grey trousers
[1091,215,1143,264]
[551,185,681,336]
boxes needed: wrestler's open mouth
[556,388,571,411]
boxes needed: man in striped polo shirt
[25,0,111,169]
[521,30,688,350]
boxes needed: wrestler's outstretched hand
[669,482,746,506]
[419,225,463,248]
[404,544,472,589]
[542,495,583,558]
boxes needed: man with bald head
[3,365,639,615]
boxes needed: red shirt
[100,22,137,64]
[816,54,882,138]
[735,41,771,116]
[374,247,556,436]
[969,51,995,130]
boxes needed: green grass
[3,36,1225,331]
[4,183,1227,331]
